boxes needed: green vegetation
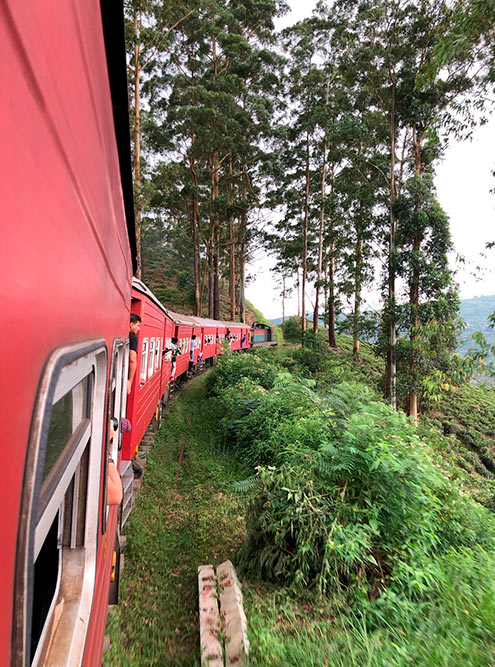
[104,376,249,665]
[108,339,495,665]
[205,347,495,663]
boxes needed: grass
[104,374,250,666]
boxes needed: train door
[13,341,108,666]
[102,340,127,532]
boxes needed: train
[0,2,274,665]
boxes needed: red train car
[122,279,174,461]
[221,321,251,351]
[0,2,135,665]
[190,316,219,361]
[166,310,200,380]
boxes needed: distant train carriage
[251,322,277,347]
[221,321,246,351]
[122,279,174,462]
[166,310,199,380]
[190,316,219,361]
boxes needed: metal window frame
[13,340,108,667]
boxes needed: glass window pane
[43,376,88,482]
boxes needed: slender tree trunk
[323,262,328,332]
[239,221,246,323]
[228,157,236,320]
[282,275,286,324]
[314,80,329,335]
[314,157,326,335]
[353,224,362,361]
[200,254,209,308]
[214,230,220,320]
[408,129,423,422]
[327,166,337,348]
[208,248,214,318]
[301,132,310,342]
[385,73,397,409]
[328,244,337,348]
[133,11,142,279]
[191,151,201,316]
[297,268,301,318]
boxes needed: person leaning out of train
[107,418,123,506]
[128,313,142,394]
[165,337,182,380]
[189,334,199,374]
[215,334,223,356]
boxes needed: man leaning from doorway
[128,313,142,394]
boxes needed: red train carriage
[122,279,174,462]
[221,321,251,351]
[190,316,220,361]
[0,2,135,665]
[166,310,200,380]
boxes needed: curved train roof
[131,279,249,329]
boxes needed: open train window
[13,341,107,666]
[148,338,155,378]
[140,338,149,385]
[155,338,161,370]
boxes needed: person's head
[130,313,142,334]
[172,337,178,344]
[192,334,196,340]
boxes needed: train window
[140,338,149,384]
[14,342,107,666]
[148,338,155,378]
[155,338,161,369]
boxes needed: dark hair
[130,313,142,324]
[192,334,196,339]
[172,337,178,344]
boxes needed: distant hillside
[458,294,495,354]
[272,295,495,355]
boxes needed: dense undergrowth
[206,343,495,663]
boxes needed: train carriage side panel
[190,316,218,360]
[0,0,134,664]
[122,282,171,461]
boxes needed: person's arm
[107,460,123,505]
[127,349,137,394]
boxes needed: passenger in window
[128,313,142,394]
[107,419,123,505]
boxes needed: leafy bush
[281,316,302,342]
[207,350,279,396]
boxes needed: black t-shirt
[129,331,138,353]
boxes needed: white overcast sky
[245,0,495,320]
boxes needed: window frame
[155,338,161,370]
[13,340,108,667]
[140,337,149,385]
[148,338,155,379]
